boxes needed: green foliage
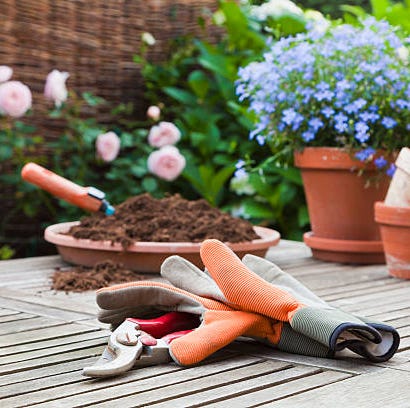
[0,245,15,260]
[342,0,410,32]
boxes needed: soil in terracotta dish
[66,193,259,247]
[53,194,260,292]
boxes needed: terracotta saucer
[45,221,281,273]
[303,231,386,264]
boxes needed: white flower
[230,169,256,196]
[44,69,69,107]
[0,66,13,83]
[397,46,409,64]
[142,32,156,46]
[251,0,303,20]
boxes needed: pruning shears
[21,162,115,215]
[82,311,200,377]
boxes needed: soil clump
[52,260,144,292]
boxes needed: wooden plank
[0,322,101,348]
[0,316,67,336]
[2,355,263,408]
[0,288,98,317]
[0,356,98,387]
[0,345,104,376]
[0,296,95,321]
[225,341,384,375]
[268,368,410,408]
[206,370,352,408]
[0,308,20,317]
[0,255,64,274]
[0,335,108,365]
[0,312,34,323]
[0,328,110,357]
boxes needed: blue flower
[308,117,324,131]
[354,121,370,142]
[381,117,397,129]
[374,156,387,168]
[302,131,315,142]
[355,147,376,161]
[386,163,396,177]
[321,107,335,118]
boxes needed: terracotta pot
[294,147,390,264]
[375,202,410,279]
[44,222,280,273]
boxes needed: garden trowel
[21,162,115,215]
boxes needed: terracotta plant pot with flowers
[237,17,410,264]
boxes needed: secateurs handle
[21,162,115,215]
[127,311,200,338]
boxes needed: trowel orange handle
[21,162,115,215]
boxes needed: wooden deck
[1,240,409,407]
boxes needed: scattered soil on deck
[52,260,144,292]
[53,193,259,292]
[66,193,259,247]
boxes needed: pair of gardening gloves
[96,239,400,366]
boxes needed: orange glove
[96,280,281,366]
[200,239,399,362]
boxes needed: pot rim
[374,201,410,227]
[294,147,389,170]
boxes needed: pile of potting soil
[52,260,144,292]
[66,193,259,247]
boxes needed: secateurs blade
[82,311,200,378]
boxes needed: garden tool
[95,279,289,367]
[83,311,199,377]
[21,162,115,215]
[200,239,400,363]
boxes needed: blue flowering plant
[236,17,410,175]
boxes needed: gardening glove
[241,254,400,363]
[96,280,283,366]
[162,255,333,359]
[200,239,399,363]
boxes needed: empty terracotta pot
[375,202,410,279]
[294,147,390,264]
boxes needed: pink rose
[96,131,121,162]
[44,69,69,107]
[0,66,13,83]
[147,105,161,121]
[147,121,181,148]
[0,81,32,118]
[147,146,186,181]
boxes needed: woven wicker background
[0,0,220,257]
[0,0,219,125]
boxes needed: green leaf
[298,205,310,228]
[0,146,13,160]
[142,177,158,192]
[82,92,105,107]
[188,70,210,99]
[242,199,275,219]
[164,87,197,105]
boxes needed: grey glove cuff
[347,321,400,362]
[291,307,382,351]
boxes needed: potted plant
[236,17,410,263]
